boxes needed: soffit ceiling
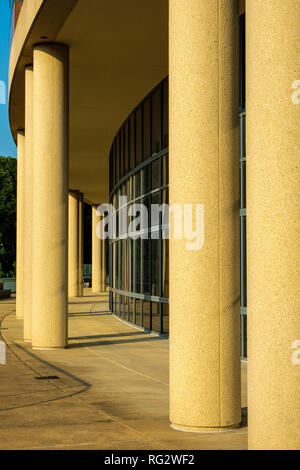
[57,0,168,203]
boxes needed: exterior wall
[11,1,23,35]
[109,78,169,335]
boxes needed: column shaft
[101,239,106,292]
[68,193,79,297]
[31,43,69,349]
[247,0,300,449]
[169,0,240,430]
[68,191,84,297]
[78,195,84,297]
[23,66,33,340]
[92,205,101,293]
[16,130,25,319]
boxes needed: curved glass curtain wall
[108,78,169,335]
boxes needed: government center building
[8,0,300,449]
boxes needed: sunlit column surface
[16,130,25,319]
[78,194,84,297]
[247,0,300,450]
[68,192,80,297]
[92,205,101,293]
[31,43,69,349]
[101,238,106,292]
[169,0,241,430]
[23,65,33,340]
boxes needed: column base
[170,422,241,433]
[32,346,66,351]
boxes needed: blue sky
[0,1,17,158]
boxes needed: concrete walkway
[0,292,247,450]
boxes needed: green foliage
[0,156,17,278]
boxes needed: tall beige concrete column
[101,239,106,292]
[68,192,80,297]
[78,194,84,297]
[169,0,240,430]
[31,43,69,349]
[92,205,101,293]
[16,130,25,319]
[68,191,83,297]
[23,65,34,340]
[247,1,300,450]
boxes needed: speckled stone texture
[23,65,34,342]
[92,205,102,293]
[68,192,82,298]
[16,130,25,319]
[247,0,300,450]
[169,0,241,430]
[31,44,69,349]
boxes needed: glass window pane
[142,300,151,330]
[111,143,116,190]
[242,114,246,158]
[120,127,124,178]
[241,216,247,306]
[141,165,150,195]
[124,121,129,176]
[126,179,130,205]
[129,297,134,324]
[127,239,131,293]
[162,238,169,298]
[143,98,151,161]
[162,154,168,186]
[115,242,119,289]
[134,171,141,199]
[135,239,141,294]
[151,302,160,334]
[118,240,122,289]
[136,108,142,165]
[152,88,161,154]
[115,294,119,315]
[124,296,129,320]
[151,191,160,207]
[152,158,160,190]
[151,238,160,296]
[128,176,133,203]
[162,303,169,335]
[142,195,150,235]
[109,79,169,336]
[241,161,246,209]
[243,314,247,358]
[135,299,141,327]
[116,136,120,181]
[130,113,135,170]
[122,239,126,291]
[131,239,135,291]
[110,148,114,190]
[163,80,168,148]
[141,238,150,295]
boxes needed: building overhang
[9,0,169,203]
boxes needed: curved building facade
[109,78,169,335]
